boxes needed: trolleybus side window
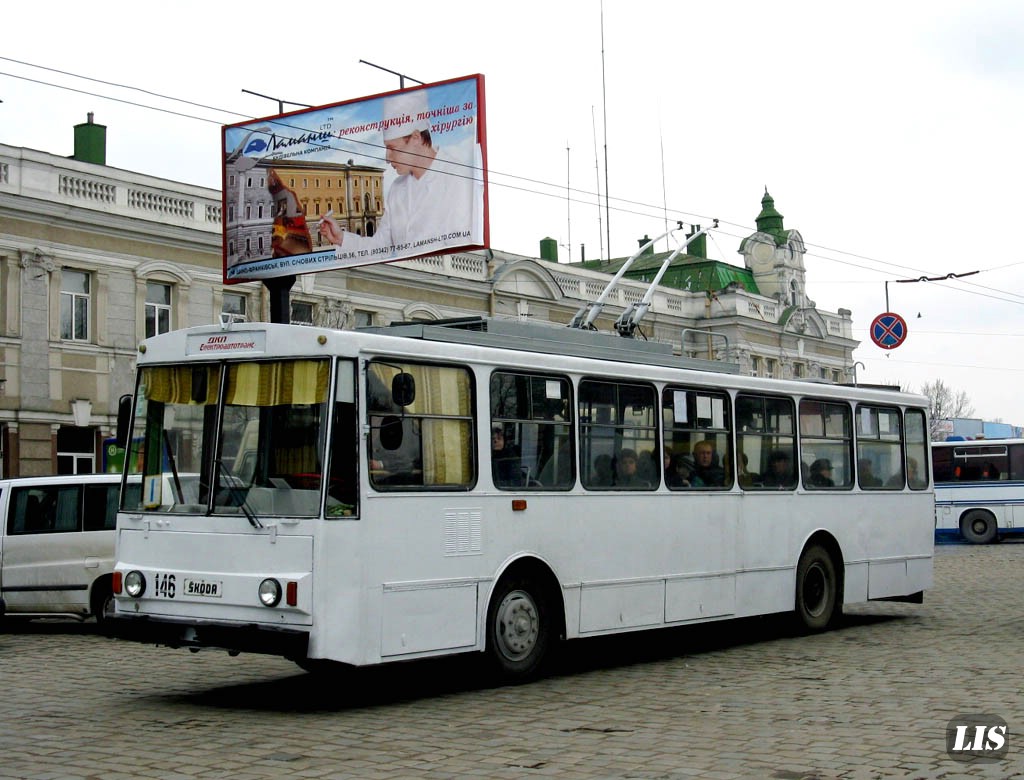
[856,405,903,489]
[490,372,573,490]
[799,399,853,490]
[903,409,929,490]
[367,361,475,491]
[661,387,732,489]
[579,379,658,490]
[737,394,797,490]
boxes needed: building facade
[0,122,859,477]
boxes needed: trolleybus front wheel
[486,575,551,681]
[795,544,839,632]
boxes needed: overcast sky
[3,0,1023,428]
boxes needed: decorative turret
[755,188,785,243]
[739,189,811,309]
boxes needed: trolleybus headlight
[124,570,146,598]
[258,578,282,607]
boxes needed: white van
[0,473,121,623]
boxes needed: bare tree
[920,378,975,439]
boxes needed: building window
[353,310,373,328]
[257,204,264,219]
[246,177,253,188]
[765,358,776,378]
[144,282,172,338]
[291,301,314,326]
[793,363,806,379]
[258,236,264,253]
[60,270,90,341]
[229,175,236,187]
[223,292,247,321]
[749,356,761,378]
[245,205,251,220]
[57,426,95,474]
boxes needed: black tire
[960,510,997,544]
[795,544,839,632]
[486,575,551,681]
[91,582,115,627]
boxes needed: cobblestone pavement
[1,542,1022,780]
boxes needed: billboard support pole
[265,276,295,324]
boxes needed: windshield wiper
[215,459,262,528]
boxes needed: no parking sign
[870,312,908,350]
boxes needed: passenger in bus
[906,457,925,489]
[738,452,758,487]
[637,449,659,485]
[592,454,614,487]
[613,448,649,488]
[808,458,836,488]
[692,440,725,486]
[491,427,522,487]
[858,459,883,487]
[666,453,702,488]
[761,450,794,488]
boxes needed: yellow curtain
[420,368,472,484]
[226,360,329,406]
[143,366,220,405]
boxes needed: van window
[8,486,80,534]
[84,483,119,531]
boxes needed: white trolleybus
[112,316,933,679]
[932,438,1024,544]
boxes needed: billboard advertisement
[222,74,487,283]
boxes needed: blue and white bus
[932,438,1024,543]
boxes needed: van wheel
[91,584,115,628]
[487,576,550,681]
[960,510,997,544]
[795,544,839,632]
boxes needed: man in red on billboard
[267,169,313,258]
[318,89,479,259]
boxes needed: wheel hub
[496,590,539,661]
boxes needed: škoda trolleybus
[112,317,933,679]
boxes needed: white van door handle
[85,557,100,569]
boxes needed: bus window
[856,405,903,489]
[737,394,797,490]
[367,361,475,490]
[903,409,929,490]
[799,399,853,490]
[490,372,573,490]
[214,360,330,516]
[579,380,658,490]
[325,359,358,517]
[662,387,731,489]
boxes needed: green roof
[571,251,760,295]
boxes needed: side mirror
[115,394,133,448]
[379,416,404,451]
[392,373,415,408]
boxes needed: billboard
[222,74,487,283]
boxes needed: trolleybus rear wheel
[486,576,550,681]
[795,544,839,632]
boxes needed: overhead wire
[4,56,1024,315]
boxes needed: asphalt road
[1,541,1022,780]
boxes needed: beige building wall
[0,140,858,477]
